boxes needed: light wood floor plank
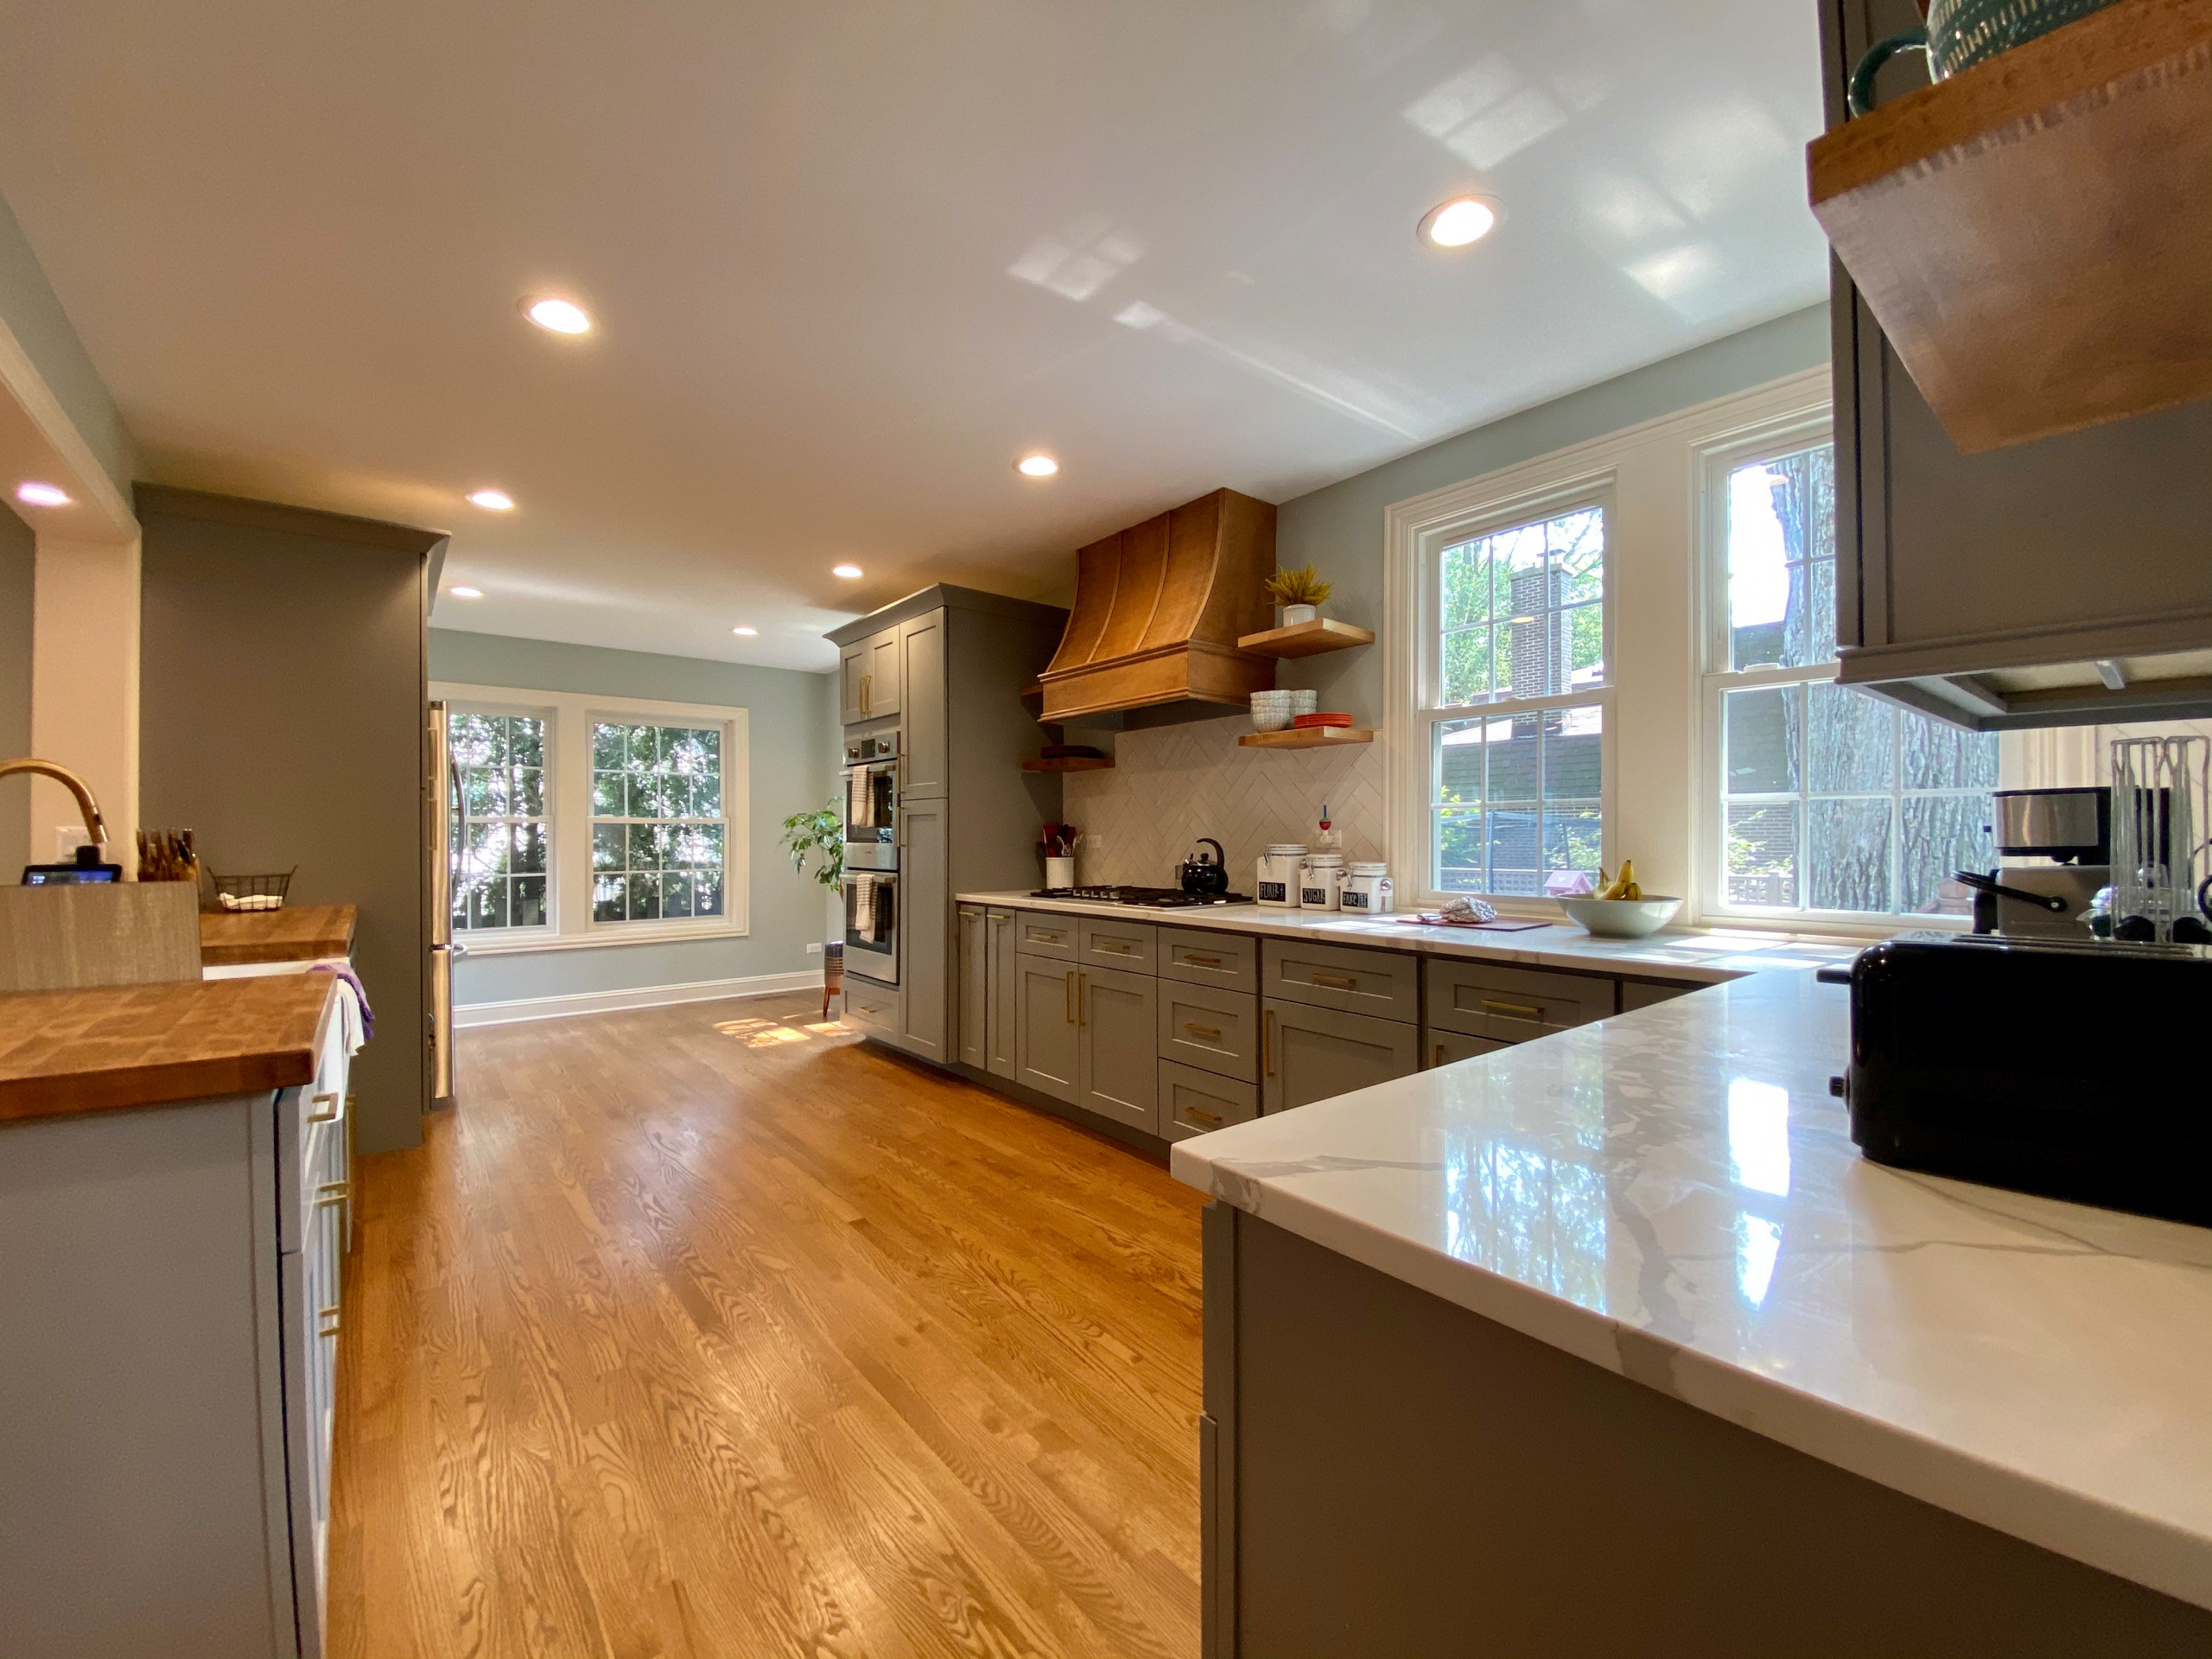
[328,995,1203,1659]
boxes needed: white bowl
[1557,895,1683,939]
[1251,691,1300,733]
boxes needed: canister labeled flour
[1257,844,1306,908]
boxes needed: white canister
[1300,852,1345,912]
[1339,862,1394,915]
[1257,844,1306,908]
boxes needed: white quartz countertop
[955,891,1859,983]
[1168,969,2212,1611]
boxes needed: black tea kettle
[1180,837,1230,895]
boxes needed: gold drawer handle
[1480,999,1544,1020]
[1264,1008,1276,1078]
[1065,969,1075,1025]
[1183,1107,1224,1126]
[315,1180,351,1209]
[1185,953,1224,968]
[1310,970,1357,989]
[1183,1022,1223,1040]
[317,1306,341,1339]
[308,1091,340,1123]
[1103,942,1135,953]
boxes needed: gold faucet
[0,757,107,849]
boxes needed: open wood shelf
[1808,0,2212,454]
[1236,618,1376,658]
[1021,756,1115,772]
[1236,727,1374,750]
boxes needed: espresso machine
[1957,786,2109,939]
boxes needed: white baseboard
[454,969,823,1028]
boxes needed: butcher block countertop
[199,902,358,967]
[0,973,338,1123]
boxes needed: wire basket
[205,867,296,912]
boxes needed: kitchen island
[1173,969,2212,1656]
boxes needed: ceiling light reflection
[1016,454,1058,478]
[448,586,484,599]
[1421,196,1498,249]
[732,626,758,636]
[832,564,863,580]
[524,298,592,334]
[467,489,515,512]
[16,481,70,506]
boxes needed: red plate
[1293,711,1354,728]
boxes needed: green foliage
[1263,563,1333,607]
[779,802,844,889]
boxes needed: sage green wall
[429,629,840,1007]
[0,506,32,878]
[1269,304,1832,718]
[0,193,138,495]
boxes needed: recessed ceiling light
[832,564,864,580]
[1016,454,1059,478]
[467,488,515,512]
[524,297,592,334]
[15,480,70,507]
[1420,196,1498,249]
[448,585,484,599]
[732,625,758,636]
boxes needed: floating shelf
[1022,755,1115,772]
[1236,618,1376,658]
[1237,727,1375,751]
[1808,0,2212,454]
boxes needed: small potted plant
[1264,563,1333,626]
[779,802,845,1016]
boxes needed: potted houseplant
[779,802,845,1016]
[1264,563,1333,626]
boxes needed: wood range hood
[1039,487,1278,722]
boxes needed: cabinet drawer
[1157,981,1261,1084]
[1424,958,1617,1044]
[1078,916,1158,973]
[1262,938,1420,1023]
[844,976,901,1037]
[1161,928,1256,991]
[1159,1060,1258,1142]
[1013,912,1079,960]
[1426,1029,1511,1069]
[1621,979,1697,1013]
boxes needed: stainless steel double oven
[841,730,899,982]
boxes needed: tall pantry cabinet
[826,586,1065,1065]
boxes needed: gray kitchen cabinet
[1821,0,2212,730]
[1424,959,1618,1046]
[1262,996,1421,1115]
[1013,911,1079,960]
[844,974,900,1038]
[1161,928,1256,991]
[838,639,868,724]
[1159,1059,1259,1142]
[987,908,1019,1079]
[957,905,987,1066]
[1077,915,1158,973]
[899,796,950,1063]
[1262,938,1421,1023]
[1621,979,1696,1014]
[1015,952,1080,1104]
[1077,963,1158,1130]
[899,612,947,798]
[1158,978,1261,1084]
[854,626,901,721]
[1427,1029,1510,1069]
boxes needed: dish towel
[310,963,374,1047]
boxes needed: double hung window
[1424,498,1611,899]
[590,722,728,923]
[450,711,550,931]
[1703,436,1997,924]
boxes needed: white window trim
[1689,413,1984,937]
[435,681,751,955]
[1384,367,1833,916]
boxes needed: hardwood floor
[327,995,1205,1659]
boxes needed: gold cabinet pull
[1433,1044,1447,1067]
[308,1091,340,1123]
[1077,973,1087,1027]
[315,1180,351,1210]
[1183,1022,1223,1040]
[1184,1107,1224,1126]
[316,1306,341,1339]
[1103,941,1134,953]
[1065,969,1075,1024]
[1184,953,1224,968]
[1481,998,1544,1020]
[1310,970,1357,989]
[860,672,873,716]
[1263,1008,1276,1077]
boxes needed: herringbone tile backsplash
[1062,714,1388,888]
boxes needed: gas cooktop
[1030,885,1256,909]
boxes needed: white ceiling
[0,0,1827,672]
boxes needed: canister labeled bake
[1339,861,1393,914]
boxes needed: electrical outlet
[804,941,823,954]
[1087,835,1107,855]
[54,826,101,861]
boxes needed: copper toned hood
[1038,488,1277,721]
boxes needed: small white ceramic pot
[1283,603,1319,626]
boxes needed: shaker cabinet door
[987,909,1020,1080]
[957,905,987,1067]
[899,611,948,798]
[1076,964,1158,1131]
[1262,999,1420,1115]
[1016,954,1079,1104]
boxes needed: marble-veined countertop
[1168,968,2212,1611]
[954,892,1859,982]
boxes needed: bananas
[1595,860,1643,902]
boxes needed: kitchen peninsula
[1173,969,2212,1656]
